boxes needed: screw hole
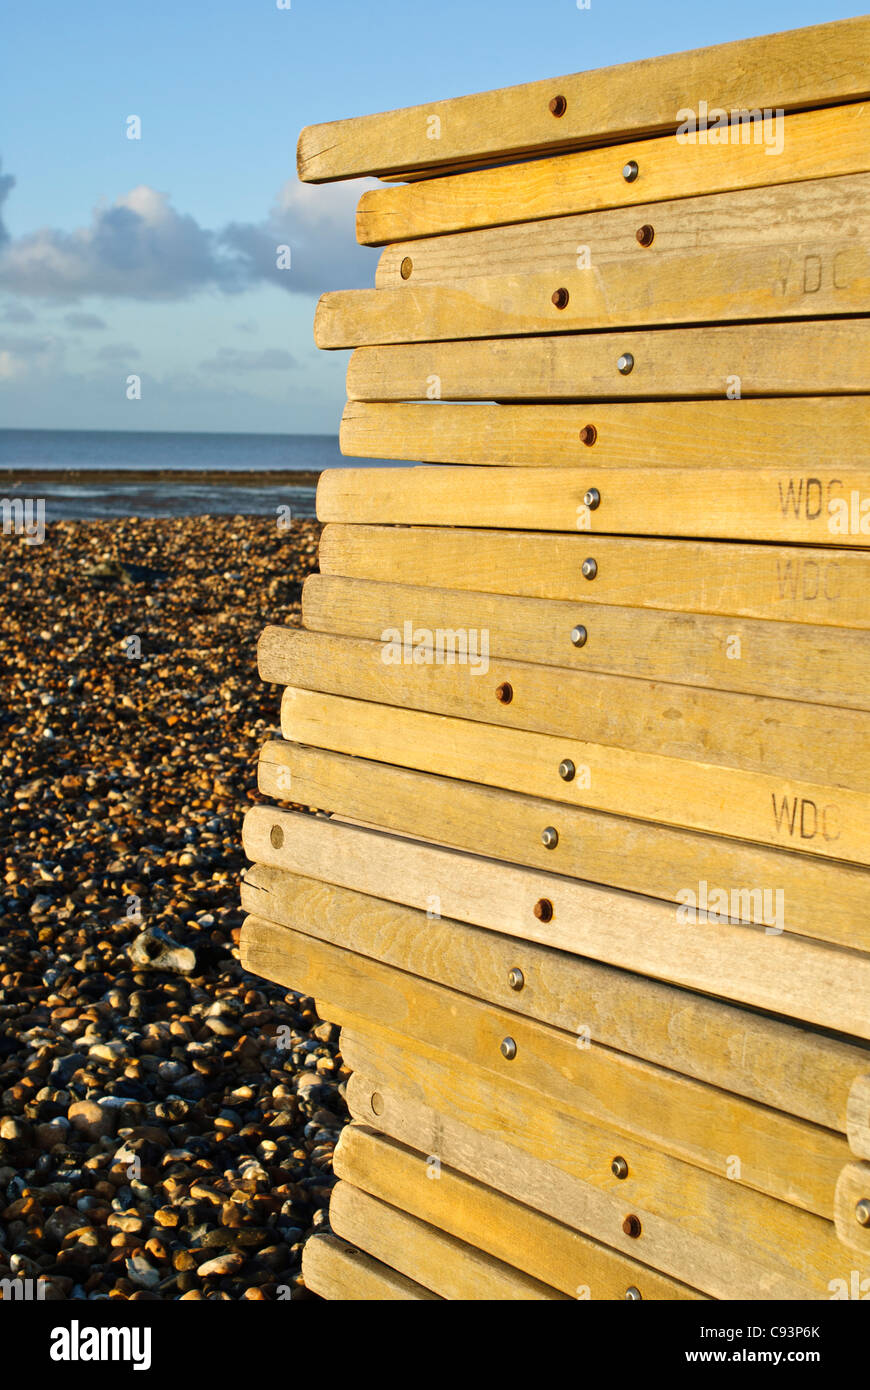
[496,681,513,704]
[549,95,567,117]
[551,287,570,310]
[533,898,554,923]
[579,424,597,446]
[635,224,654,247]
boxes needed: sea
[0,429,400,521]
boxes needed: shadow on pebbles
[0,513,349,1301]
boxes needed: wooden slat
[346,320,870,400]
[255,743,869,956]
[340,398,870,469]
[302,575,870,710]
[848,1075,870,1160]
[356,103,870,243]
[334,1124,705,1300]
[833,1162,870,1258]
[240,915,847,1216]
[341,1035,854,1300]
[259,626,870,788]
[375,176,870,286]
[301,1232,441,1300]
[298,18,870,182]
[317,465,870,547]
[318,525,870,628]
[276,688,870,866]
[241,808,870,1032]
[329,1181,568,1299]
[319,243,870,348]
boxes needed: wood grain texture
[316,464,870,546]
[297,18,870,181]
[240,862,870,1131]
[318,243,870,348]
[833,1162,870,1258]
[340,398,870,468]
[318,524,870,627]
[334,1124,705,1299]
[375,176,870,286]
[242,808,870,1031]
[345,319,870,400]
[259,626,870,788]
[329,1180,568,1299]
[276,688,870,866]
[355,103,870,242]
[847,1075,870,1160]
[300,1232,441,1300]
[341,1036,855,1299]
[254,742,869,955]
[302,574,870,710]
[240,914,848,1215]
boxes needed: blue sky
[1,0,863,435]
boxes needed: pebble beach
[0,512,346,1301]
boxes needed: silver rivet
[541,826,559,849]
[500,1037,517,1060]
[507,967,525,991]
[559,759,576,782]
[622,160,638,182]
[612,1156,629,1180]
[625,1286,642,1301]
[617,353,634,375]
[856,1199,870,1227]
[570,624,588,648]
[581,558,598,580]
[583,487,600,510]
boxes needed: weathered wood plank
[242,809,870,1030]
[302,575,870,710]
[375,176,870,286]
[341,1036,854,1299]
[346,320,870,400]
[276,688,870,866]
[259,626,870,788]
[240,914,848,1215]
[356,103,870,243]
[318,524,870,628]
[298,18,870,182]
[241,862,870,1130]
[255,743,869,955]
[847,1075,870,1160]
[833,1162,870,1259]
[334,1124,705,1300]
[300,1232,441,1300]
[316,465,870,547]
[319,244,870,348]
[340,398,870,468]
[329,1180,568,1299]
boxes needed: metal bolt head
[581,557,598,580]
[270,824,284,849]
[558,758,576,782]
[507,967,525,992]
[622,159,639,182]
[856,1198,870,1227]
[541,826,559,849]
[570,624,588,648]
[625,1286,642,1301]
[611,1156,629,1180]
[549,95,567,117]
[583,487,600,510]
[635,224,654,247]
[500,1036,517,1060]
[533,897,553,922]
[579,424,597,446]
[551,287,570,309]
[623,1214,642,1238]
[617,352,634,375]
[400,256,413,280]
[495,681,513,704]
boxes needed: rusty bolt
[400,257,413,279]
[623,1214,642,1238]
[533,898,554,922]
[635,224,655,247]
[496,681,513,704]
[579,424,597,446]
[551,287,570,309]
[549,95,567,117]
